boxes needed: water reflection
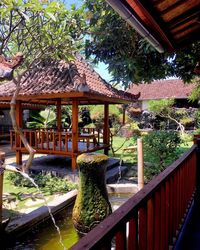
[5,193,132,250]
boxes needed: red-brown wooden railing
[10,128,104,153]
[70,145,197,250]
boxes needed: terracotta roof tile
[0,55,139,102]
[128,79,195,100]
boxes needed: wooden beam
[174,23,200,39]
[72,99,79,170]
[16,100,22,165]
[0,92,131,106]
[169,11,199,29]
[175,28,200,48]
[167,7,200,27]
[159,0,187,16]
[56,99,62,132]
[103,104,109,155]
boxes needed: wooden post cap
[77,153,108,165]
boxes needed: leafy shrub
[90,105,121,128]
[144,164,163,182]
[175,108,188,117]
[195,110,200,128]
[143,131,181,180]
[179,117,194,127]
[180,132,193,143]
[7,173,78,195]
[130,121,139,130]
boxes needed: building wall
[141,100,149,110]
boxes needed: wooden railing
[0,125,12,140]
[70,145,197,250]
[10,128,104,153]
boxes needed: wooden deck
[15,140,106,155]
[10,128,109,166]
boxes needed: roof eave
[0,91,132,105]
[106,0,174,53]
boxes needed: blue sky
[65,0,82,8]
[64,0,112,82]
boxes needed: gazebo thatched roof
[0,54,140,105]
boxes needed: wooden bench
[62,132,98,149]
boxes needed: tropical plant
[27,108,56,129]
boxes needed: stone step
[105,158,120,171]
[106,165,129,184]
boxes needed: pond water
[5,193,133,250]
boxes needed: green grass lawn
[109,136,138,165]
[3,172,51,217]
[109,134,193,165]
[3,172,37,194]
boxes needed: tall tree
[83,0,200,87]
[0,0,86,172]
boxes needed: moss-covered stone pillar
[72,153,112,234]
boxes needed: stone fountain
[72,153,112,234]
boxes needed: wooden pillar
[72,99,78,170]
[122,104,126,125]
[137,138,144,190]
[56,99,62,132]
[103,103,109,155]
[16,100,22,165]
[0,152,5,227]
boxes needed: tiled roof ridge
[128,78,195,100]
[75,53,112,87]
[130,78,183,86]
[75,54,140,99]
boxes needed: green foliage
[149,99,175,116]
[129,122,139,130]
[180,132,193,145]
[90,105,121,128]
[7,172,78,195]
[179,117,194,126]
[148,99,193,131]
[27,108,56,128]
[83,0,200,85]
[0,0,86,70]
[195,109,200,128]
[144,164,164,182]
[144,131,181,173]
[189,78,200,102]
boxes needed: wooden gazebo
[0,54,139,170]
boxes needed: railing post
[137,138,144,190]
[0,152,5,229]
[195,138,200,205]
